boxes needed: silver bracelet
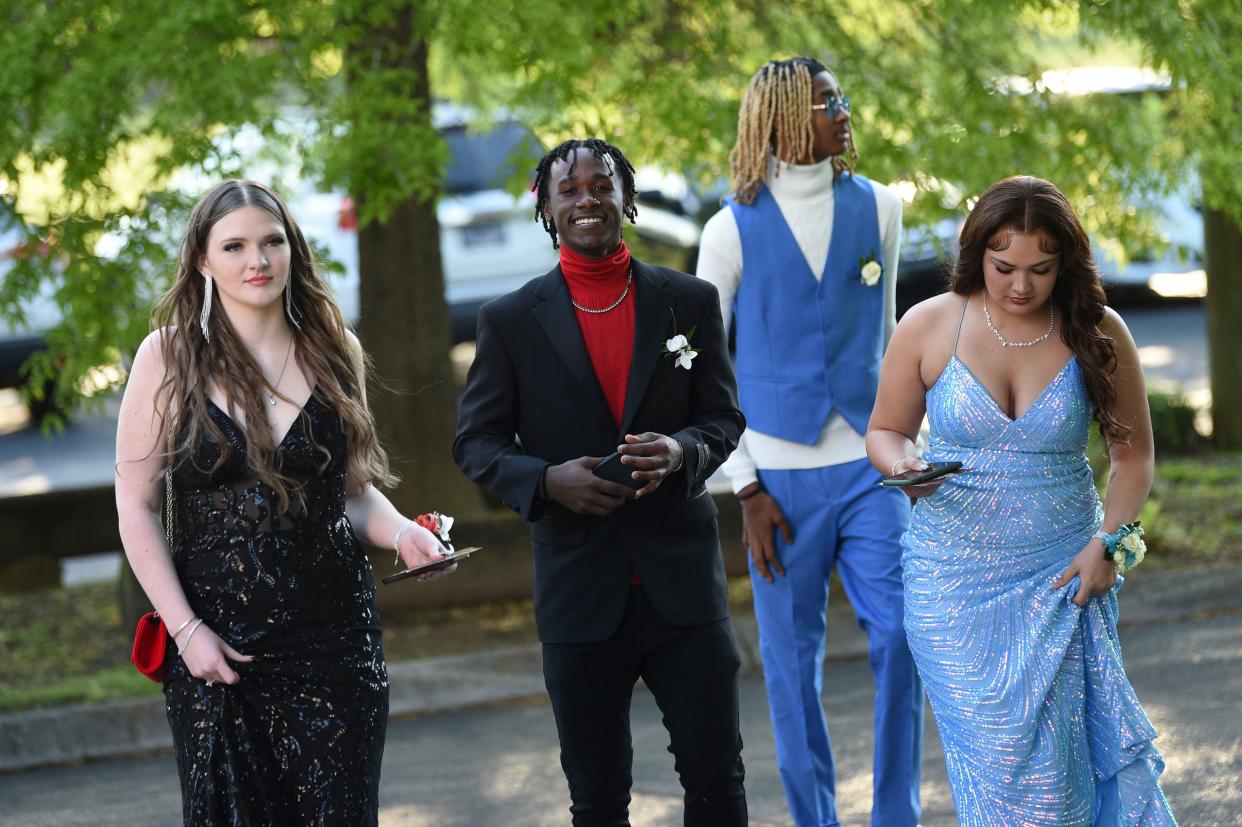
[177,618,205,657]
[393,520,416,566]
[170,615,198,640]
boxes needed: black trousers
[541,586,747,827]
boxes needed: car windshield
[442,121,541,195]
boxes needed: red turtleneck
[560,241,635,428]
[561,242,640,586]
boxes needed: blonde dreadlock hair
[729,56,857,205]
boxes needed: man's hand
[546,456,637,516]
[618,432,684,497]
[738,483,793,582]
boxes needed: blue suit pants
[751,459,923,827]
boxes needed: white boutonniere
[661,329,699,370]
[858,253,883,287]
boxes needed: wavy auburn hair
[150,179,396,510]
[950,175,1130,444]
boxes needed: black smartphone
[591,452,646,490]
[382,546,481,585]
[880,461,965,487]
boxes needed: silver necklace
[570,268,632,314]
[982,294,1054,348]
[267,335,294,406]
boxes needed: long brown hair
[151,179,396,509]
[729,56,857,205]
[950,175,1130,444]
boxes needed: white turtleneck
[696,155,903,493]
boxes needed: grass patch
[0,666,163,712]
[0,581,163,714]
[1140,453,1242,568]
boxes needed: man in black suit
[454,138,748,826]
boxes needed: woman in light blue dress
[867,176,1175,825]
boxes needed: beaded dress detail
[163,393,387,826]
[902,306,1176,825]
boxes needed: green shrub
[1147,391,1206,456]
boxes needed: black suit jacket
[453,259,745,644]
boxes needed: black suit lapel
[532,266,615,426]
[618,262,676,436]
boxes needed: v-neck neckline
[762,182,838,282]
[951,354,1074,425]
[207,390,318,450]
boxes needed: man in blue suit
[696,57,924,827]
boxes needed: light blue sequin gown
[902,352,1176,826]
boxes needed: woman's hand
[180,624,254,685]
[890,457,949,500]
[398,521,456,583]
[1050,539,1118,607]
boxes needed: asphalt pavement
[2,607,1238,826]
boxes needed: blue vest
[727,173,884,444]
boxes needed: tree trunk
[1204,204,1242,450]
[350,13,482,518]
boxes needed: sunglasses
[811,96,851,117]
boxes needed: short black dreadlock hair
[532,138,639,249]
[791,55,829,77]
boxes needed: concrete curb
[4,564,1240,774]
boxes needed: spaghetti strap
[951,296,969,355]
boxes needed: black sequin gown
[163,394,388,826]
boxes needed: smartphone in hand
[880,461,965,487]
[382,547,481,584]
[591,452,646,490]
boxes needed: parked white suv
[291,117,557,343]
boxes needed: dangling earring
[199,276,213,341]
[284,276,301,328]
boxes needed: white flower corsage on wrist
[661,330,699,370]
[858,252,883,287]
[1095,521,1146,575]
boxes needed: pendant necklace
[983,294,1054,348]
[267,335,295,406]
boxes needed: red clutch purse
[131,611,168,682]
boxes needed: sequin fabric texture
[163,394,388,826]
[903,354,1176,825]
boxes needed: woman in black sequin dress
[115,180,453,825]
